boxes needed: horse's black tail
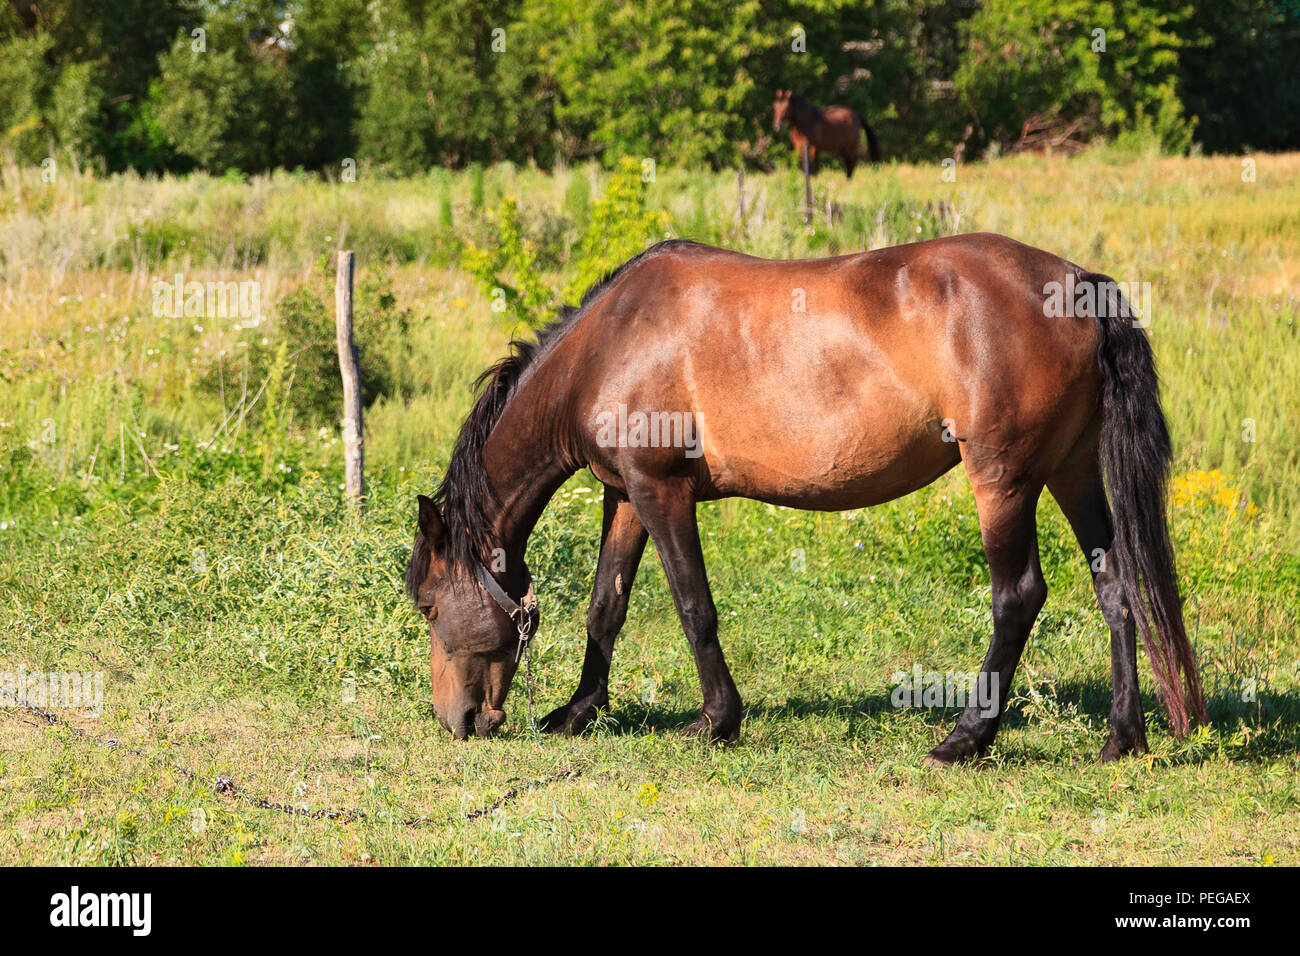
[855,112,881,163]
[1089,270,1207,737]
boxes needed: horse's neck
[480,373,577,570]
[794,99,821,133]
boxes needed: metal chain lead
[515,616,538,732]
[0,685,578,827]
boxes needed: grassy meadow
[1,147,1298,865]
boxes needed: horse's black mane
[790,92,819,115]
[406,239,697,598]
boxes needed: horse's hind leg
[626,477,743,743]
[842,151,856,179]
[926,481,1047,765]
[1048,429,1148,761]
[541,486,648,735]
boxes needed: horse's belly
[695,389,961,509]
[703,437,959,509]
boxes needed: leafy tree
[1178,0,1300,153]
[145,0,363,172]
[150,36,253,170]
[518,0,770,168]
[955,0,1194,154]
[353,0,546,172]
[0,33,54,163]
[0,0,200,169]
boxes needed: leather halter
[473,560,539,662]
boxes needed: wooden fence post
[802,145,813,224]
[335,250,364,506]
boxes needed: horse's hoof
[924,735,988,766]
[682,713,741,745]
[539,698,604,735]
[1098,735,1148,763]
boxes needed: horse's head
[407,495,528,739]
[772,89,793,131]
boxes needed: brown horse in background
[406,235,1206,765]
[772,89,881,177]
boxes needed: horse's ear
[417,495,446,549]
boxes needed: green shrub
[563,167,592,231]
[200,279,410,431]
[462,156,670,327]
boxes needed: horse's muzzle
[444,705,506,740]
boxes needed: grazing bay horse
[772,89,881,177]
[406,235,1206,764]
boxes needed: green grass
[1,151,1298,865]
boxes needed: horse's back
[571,235,1103,507]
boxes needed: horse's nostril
[454,706,478,740]
[476,708,506,737]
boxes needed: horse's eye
[418,604,437,621]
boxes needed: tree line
[2,0,1296,176]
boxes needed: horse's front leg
[628,477,743,743]
[541,485,647,735]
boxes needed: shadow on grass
[580,681,1300,764]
